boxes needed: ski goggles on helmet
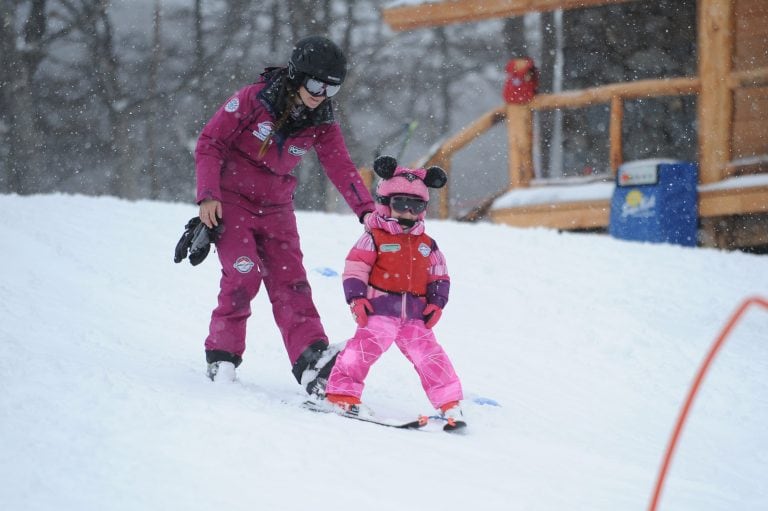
[383,195,428,214]
[303,77,341,98]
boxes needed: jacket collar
[257,67,335,129]
[367,212,426,236]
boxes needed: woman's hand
[199,199,222,228]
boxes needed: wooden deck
[488,181,768,247]
[381,0,768,249]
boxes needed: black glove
[174,217,221,266]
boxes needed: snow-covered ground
[2,193,767,511]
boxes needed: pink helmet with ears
[373,155,448,219]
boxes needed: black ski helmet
[288,36,347,86]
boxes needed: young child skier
[324,155,466,429]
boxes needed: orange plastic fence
[648,296,768,511]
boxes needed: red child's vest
[369,229,434,296]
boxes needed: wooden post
[506,104,533,188]
[609,95,623,175]
[698,0,734,184]
[359,167,374,190]
[436,157,451,219]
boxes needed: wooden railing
[413,64,768,220]
[421,76,702,218]
[418,106,507,219]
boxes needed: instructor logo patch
[233,256,255,273]
[253,121,274,141]
[224,97,240,113]
[418,243,431,257]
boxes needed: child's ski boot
[439,401,467,432]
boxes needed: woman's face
[298,86,326,110]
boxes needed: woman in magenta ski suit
[194,36,374,392]
[325,156,465,424]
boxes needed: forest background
[1,0,698,214]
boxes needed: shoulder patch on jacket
[224,97,240,113]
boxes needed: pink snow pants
[204,202,326,364]
[326,315,463,409]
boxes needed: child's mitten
[423,304,442,329]
[350,298,373,327]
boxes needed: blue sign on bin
[609,160,698,246]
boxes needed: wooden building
[381,0,768,250]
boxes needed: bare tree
[1,0,696,210]
[1,0,48,193]
[146,0,162,199]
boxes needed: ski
[442,418,468,433]
[421,414,468,433]
[302,400,427,430]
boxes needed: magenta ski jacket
[195,69,374,219]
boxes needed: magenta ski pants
[205,202,326,364]
[326,315,463,409]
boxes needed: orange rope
[648,296,768,511]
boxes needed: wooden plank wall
[734,0,768,69]
[732,0,768,164]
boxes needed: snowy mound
[1,194,766,511]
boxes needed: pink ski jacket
[343,215,450,320]
[195,69,374,219]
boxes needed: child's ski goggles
[303,77,341,98]
[383,195,428,214]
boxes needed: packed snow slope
[2,194,767,511]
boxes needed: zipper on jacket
[349,183,363,205]
[401,235,415,320]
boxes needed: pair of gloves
[350,299,442,329]
[174,217,222,266]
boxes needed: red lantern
[503,57,539,104]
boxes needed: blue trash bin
[609,159,698,246]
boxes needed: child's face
[391,207,418,222]
[388,195,427,223]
